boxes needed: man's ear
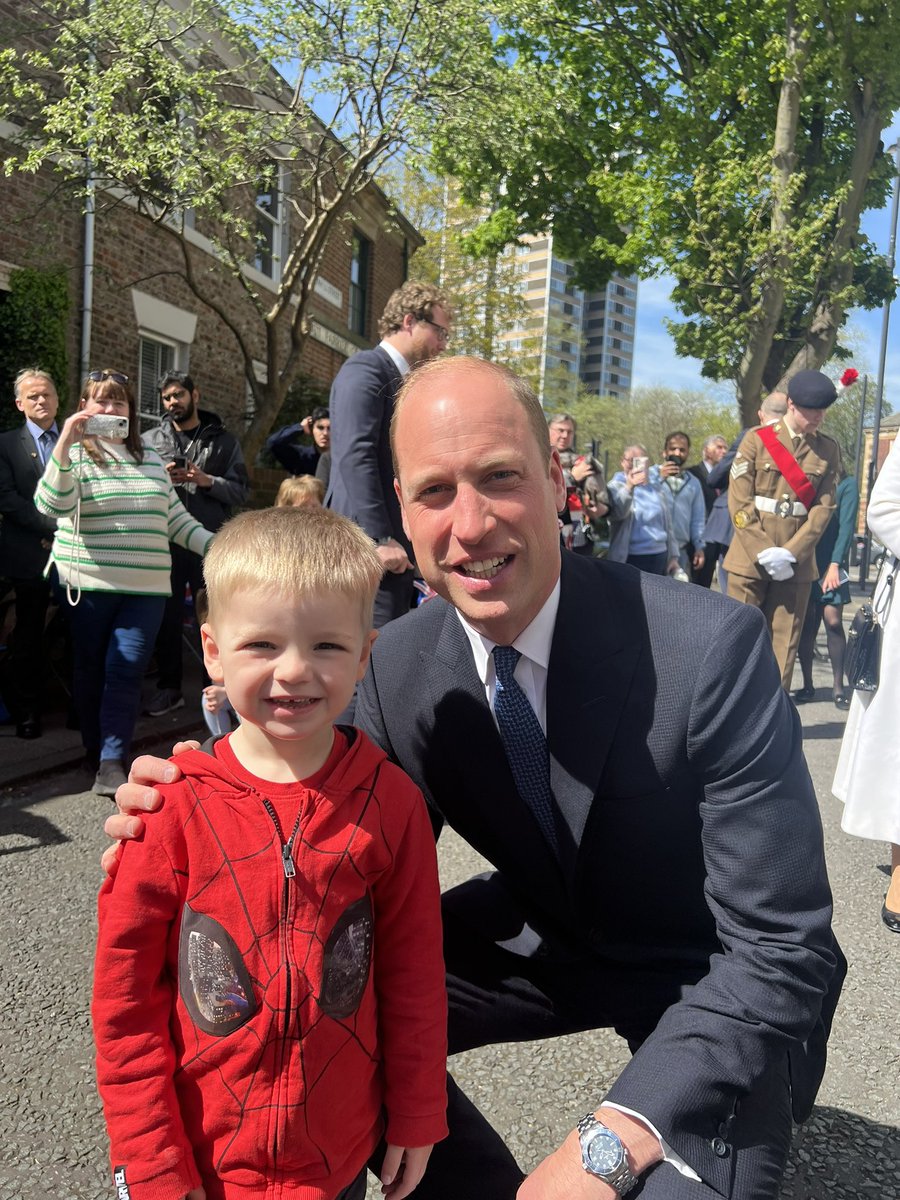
[549,450,567,511]
[356,629,378,682]
[200,623,225,683]
[394,477,413,542]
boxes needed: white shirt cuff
[602,1103,702,1182]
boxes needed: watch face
[585,1128,623,1175]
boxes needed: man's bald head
[759,391,788,424]
[391,356,551,476]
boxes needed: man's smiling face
[393,361,565,646]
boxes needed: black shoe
[833,691,851,710]
[93,759,127,798]
[16,717,42,739]
[792,686,816,704]
[882,899,900,934]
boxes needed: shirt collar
[25,417,58,442]
[455,577,561,685]
[782,411,802,440]
[379,339,411,376]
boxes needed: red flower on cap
[838,368,859,390]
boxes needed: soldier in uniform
[724,369,841,689]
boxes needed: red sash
[755,425,817,508]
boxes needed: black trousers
[406,875,794,1200]
[2,575,52,719]
[155,543,207,691]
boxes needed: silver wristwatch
[577,1114,639,1195]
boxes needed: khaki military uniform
[724,420,840,688]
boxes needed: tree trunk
[735,4,811,426]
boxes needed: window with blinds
[138,337,175,428]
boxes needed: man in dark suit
[325,280,450,627]
[0,368,60,737]
[687,435,727,587]
[110,358,843,1200]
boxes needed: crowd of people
[0,281,896,1200]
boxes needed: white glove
[757,546,796,580]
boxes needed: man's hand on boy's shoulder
[381,1144,433,1199]
[101,745,199,876]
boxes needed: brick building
[0,0,422,470]
[0,145,420,435]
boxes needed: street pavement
[0,637,897,1199]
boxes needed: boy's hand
[100,746,200,876]
[381,1144,433,1198]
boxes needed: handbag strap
[873,553,897,621]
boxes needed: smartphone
[84,414,129,439]
[171,456,187,470]
[632,456,648,473]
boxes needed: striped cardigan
[35,443,214,595]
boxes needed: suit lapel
[19,426,42,481]
[547,555,643,865]
[422,602,567,894]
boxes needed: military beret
[787,369,837,409]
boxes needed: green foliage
[0,0,522,457]
[566,388,741,473]
[0,267,69,432]
[435,0,900,408]
[380,164,529,360]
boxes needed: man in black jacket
[0,368,61,738]
[142,371,250,715]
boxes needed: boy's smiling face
[202,587,376,769]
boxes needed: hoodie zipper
[259,795,304,1182]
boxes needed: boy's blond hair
[203,507,384,625]
[275,474,325,508]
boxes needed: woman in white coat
[833,438,900,932]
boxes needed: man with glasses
[143,370,250,716]
[0,368,62,738]
[326,280,451,627]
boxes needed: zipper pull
[282,843,296,879]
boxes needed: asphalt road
[0,652,897,1200]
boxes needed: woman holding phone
[606,444,679,574]
[34,369,214,796]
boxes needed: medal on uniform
[734,511,749,528]
[775,499,793,518]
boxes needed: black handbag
[846,555,896,693]
[846,605,881,692]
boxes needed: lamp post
[860,140,900,585]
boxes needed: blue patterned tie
[39,429,57,466]
[492,645,558,854]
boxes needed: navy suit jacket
[0,425,56,578]
[325,346,409,551]
[356,552,843,1189]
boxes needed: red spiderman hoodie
[93,728,448,1200]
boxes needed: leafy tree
[0,267,69,431]
[0,0,530,459]
[378,165,528,359]
[438,0,900,424]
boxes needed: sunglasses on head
[88,370,129,386]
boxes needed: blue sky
[632,120,900,410]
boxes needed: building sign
[309,319,356,360]
[314,277,343,309]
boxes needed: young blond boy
[93,506,448,1200]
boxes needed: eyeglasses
[88,370,129,386]
[419,317,451,344]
